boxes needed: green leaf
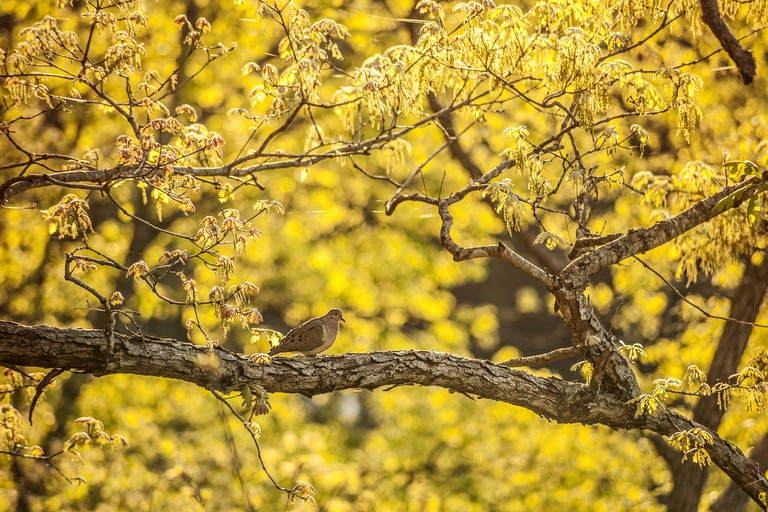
[713,187,750,214]
[723,160,760,179]
[747,194,759,225]
[627,394,662,418]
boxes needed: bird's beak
[341,316,346,322]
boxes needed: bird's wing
[269,319,324,354]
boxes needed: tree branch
[712,433,768,512]
[0,320,766,508]
[700,0,756,85]
[499,347,580,367]
[437,200,555,288]
[559,177,764,289]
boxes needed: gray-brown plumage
[269,309,345,356]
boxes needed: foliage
[1,0,768,510]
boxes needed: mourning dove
[269,309,345,356]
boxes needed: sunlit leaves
[724,159,761,179]
[572,91,597,129]
[3,0,768,507]
[126,261,150,283]
[668,428,713,468]
[211,281,262,335]
[238,384,271,416]
[253,199,286,216]
[385,139,412,176]
[628,393,663,418]
[416,0,446,25]
[244,421,262,439]
[216,255,235,284]
[624,76,667,115]
[220,209,243,233]
[483,179,524,235]
[63,417,129,457]
[681,364,709,394]
[353,50,420,130]
[0,404,24,452]
[570,360,594,385]
[629,124,649,156]
[183,278,199,305]
[534,230,564,250]
[289,480,318,506]
[175,15,214,48]
[42,195,92,239]
[724,352,768,412]
[250,328,283,350]
[109,292,125,306]
[261,63,279,87]
[555,27,602,91]
[618,341,646,362]
[501,126,529,168]
[10,16,79,73]
[175,104,198,123]
[732,365,764,386]
[616,0,658,33]
[71,258,97,274]
[655,68,704,143]
[595,124,620,156]
[104,31,146,74]
[605,32,630,51]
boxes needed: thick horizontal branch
[559,177,764,289]
[0,320,766,506]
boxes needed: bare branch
[633,255,768,329]
[499,347,580,367]
[436,200,555,288]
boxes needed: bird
[268,309,345,356]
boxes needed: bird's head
[327,308,345,323]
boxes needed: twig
[217,402,257,512]
[633,256,768,328]
[209,390,291,494]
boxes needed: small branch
[438,203,555,286]
[633,256,768,328]
[499,347,580,367]
[0,448,79,483]
[210,391,291,495]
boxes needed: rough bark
[711,434,768,512]
[1,320,766,508]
